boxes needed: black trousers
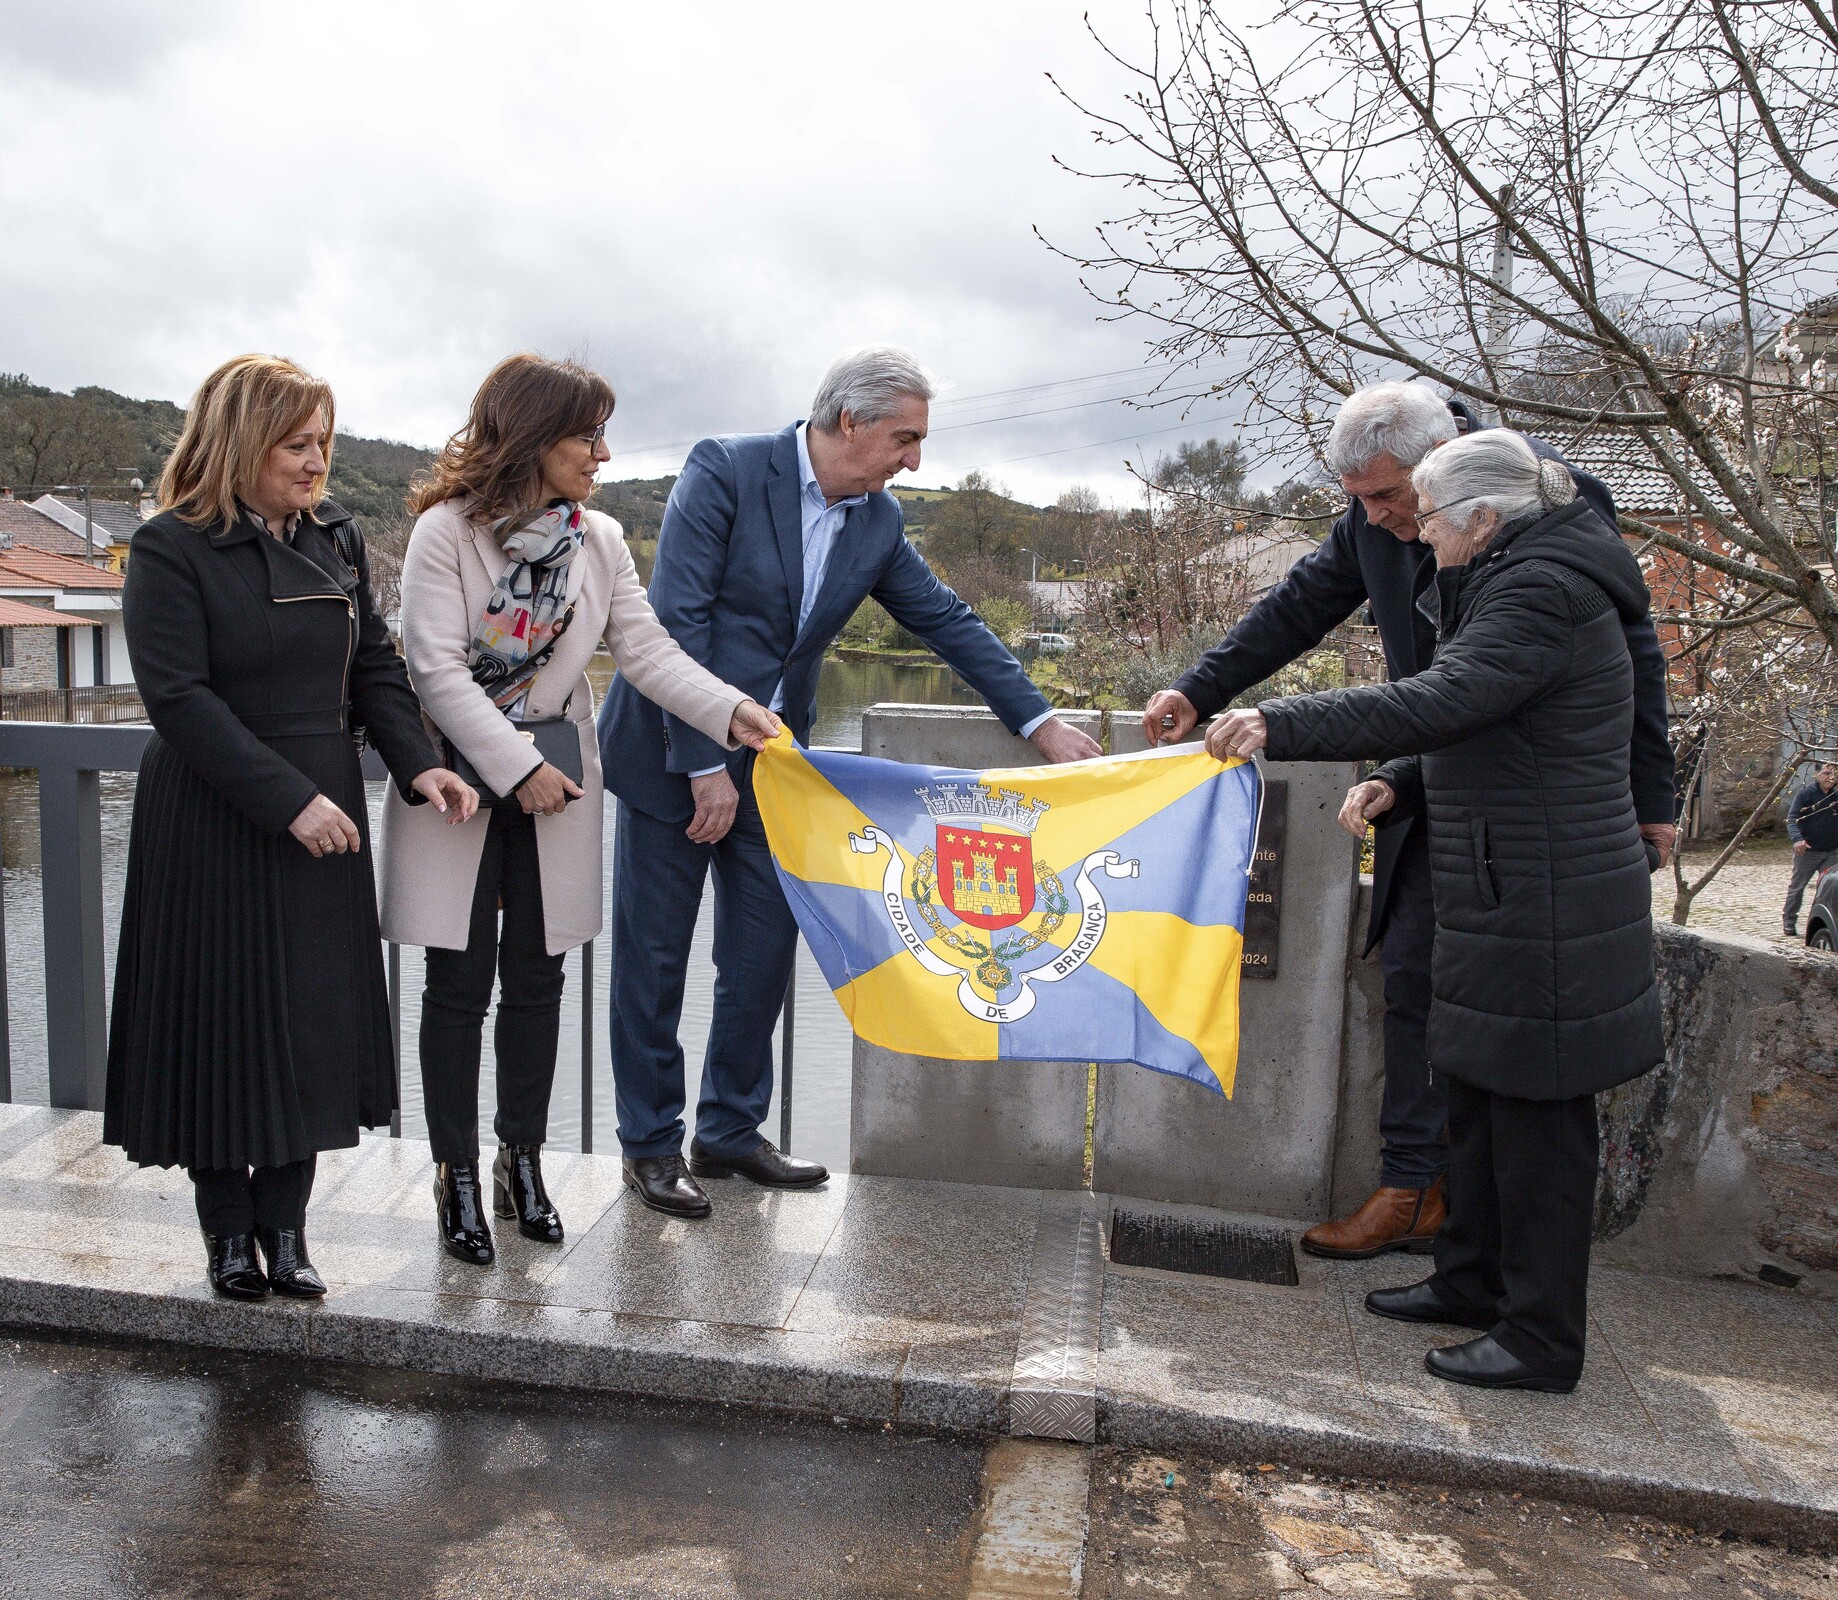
[420,806,567,1165]
[1430,1078,1599,1377]
[191,1155,316,1236]
[1377,823,1447,1188]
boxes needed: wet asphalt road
[4,1329,1833,1599]
[0,1332,986,1600]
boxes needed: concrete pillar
[1090,716,1361,1218]
[848,706,1102,1188]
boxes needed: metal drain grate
[1107,1208,1299,1286]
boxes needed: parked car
[1023,631,1073,656]
[1805,865,1838,950]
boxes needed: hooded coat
[1260,498,1663,1099]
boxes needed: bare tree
[1049,0,1838,649]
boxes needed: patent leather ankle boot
[434,1162,495,1265]
[256,1228,327,1297]
[203,1231,270,1300]
[493,1144,564,1243]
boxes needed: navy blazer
[599,422,1051,823]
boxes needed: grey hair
[1410,429,1577,532]
[1325,381,1459,476]
[809,345,936,432]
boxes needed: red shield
[937,825,1035,930]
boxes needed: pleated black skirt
[104,731,397,1171]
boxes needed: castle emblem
[849,779,1141,1023]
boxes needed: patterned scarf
[468,500,583,710]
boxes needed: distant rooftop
[29,494,144,545]
[0,500,103,560]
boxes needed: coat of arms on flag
[752,732,1262,1097]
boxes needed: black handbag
[445,713,584,809]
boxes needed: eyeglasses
[1412,493,1490,529]
[577,425,607,448]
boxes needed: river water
[0,656,981,1171]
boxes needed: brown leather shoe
[1300,1178,1446,1259]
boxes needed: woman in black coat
[104,355,477,1300]
[1209,429,1663,1394]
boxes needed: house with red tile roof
[0,536,128,692]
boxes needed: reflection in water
[0,656,983,1171]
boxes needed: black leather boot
[434,1162,495,1265]
[203,1231,270,1300]
[256,1228,327,1297]
[493,1144,563,1243]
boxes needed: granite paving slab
[1589,1268,1838,1516]
[784,1174,1041,1345]
[535,1171,849,1328]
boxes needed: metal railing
[0,720,799,1152]
[0,685,146,725]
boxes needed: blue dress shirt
[688,425,1048,777]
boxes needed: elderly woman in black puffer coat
[1209,428,1663,1395]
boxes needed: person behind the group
[1782,760,1838,937]
[380,354,778,1265]
[1143,382,1675,1262]
[1208,430,1663,1393]
[105,355,478,1301]
[596,345,1103,1218]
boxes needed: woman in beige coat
[381,354,777,1265]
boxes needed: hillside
[0,375,675,535]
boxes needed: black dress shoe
[1365,1278,1496,1331]
[687,1137,828,1188]
[203,1231,269,1301]
[434,1162,495,1265]
[256,1228,327,1297]
[622,1154,712,1218]
[493,1143,564,1243]
[1426,1333,1579,1393]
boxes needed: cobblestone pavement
[1084,1448,1838,1599]
[1655,837,1827,947]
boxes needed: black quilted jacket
[1261,499,1663,1098]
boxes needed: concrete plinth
[847,705,1103,1189]
[1090,753,1361,1219]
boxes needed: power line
[968,410,1242,471]
[930,384,1228,434]
[604,357,1231,460]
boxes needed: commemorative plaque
[1240,777,1286,979]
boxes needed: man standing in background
[1783,760,1838,936]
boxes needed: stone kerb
[848,705,1105,1188]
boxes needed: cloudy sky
[0,0,1267,505]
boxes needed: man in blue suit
[598,346,1102,1216]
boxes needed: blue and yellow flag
[753,732,1261,1097]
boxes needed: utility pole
[1478,184,1517,427]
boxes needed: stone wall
[1333,896,1838,1294]
[2,623,62,691]
[1594,923,1838,1291]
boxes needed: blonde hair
[158,355,335,529]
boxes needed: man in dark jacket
[1207,434,1664,1392]
[1143,383,1674,1259]
[1783,761,1838,935]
